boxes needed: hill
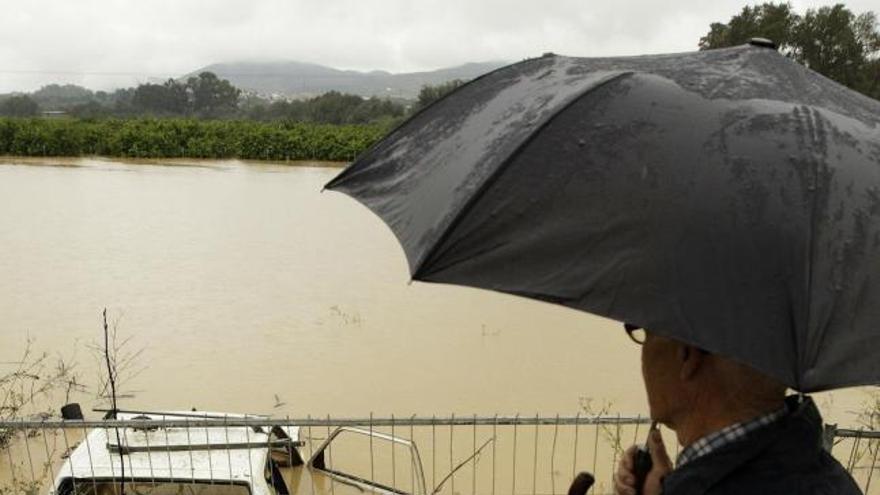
[183,60,507,99]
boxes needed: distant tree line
[0,72,468,124]
[701,2,879,99]
[0,74,244,119]
[244,91,406,124]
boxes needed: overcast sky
[1,0,876,93]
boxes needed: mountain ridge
[184,60,508,99]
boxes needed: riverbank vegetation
[0,118,389,161]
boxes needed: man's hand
[614,429,673,495]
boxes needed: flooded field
[0,157,656,418]
[0,157,876,492]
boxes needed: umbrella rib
[798,107,825,391]
[412,71,636,279]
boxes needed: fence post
[822,423,837,453]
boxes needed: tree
[110,87,136,116]
[793,6,879,90]
[185,72,241,118]
[350,97,405,124]
[700,3,880,100]
[699,3,801,54]
[132,79,189,115]
[414,80,466,111]
[30,84,95,110]
[306,91,368,124]
[0,95,39,117]
[864,59,880,97]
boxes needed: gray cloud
[1,0,877,92]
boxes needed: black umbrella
[325,41,880,392]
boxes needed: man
[613,325,861,495]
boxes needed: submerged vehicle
[50,409,426,495]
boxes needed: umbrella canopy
[325,43,880,393]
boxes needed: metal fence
[827,426,880,494]
[0,415,877,495]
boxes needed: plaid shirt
[676,406,787,467]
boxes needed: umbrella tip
[748,38,777,50]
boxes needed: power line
[0,69,178,77]
[0,69,488,79]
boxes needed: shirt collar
[676,406,787,467]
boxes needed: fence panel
[0,415,876,495]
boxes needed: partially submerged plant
[0,338,80,495]
[87,310,145,406]
[0,338,79,449]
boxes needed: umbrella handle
[567,471,595,495]
[633,446,653,495]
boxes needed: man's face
[641,332,685,425]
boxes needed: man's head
[627,325,786,444]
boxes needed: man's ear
[678,344,704,381]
